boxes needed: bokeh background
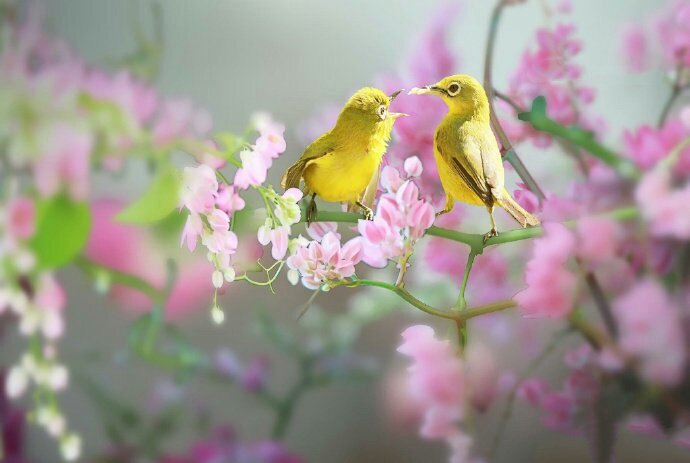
[4,0,688,461]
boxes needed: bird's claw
[483,228,498,244]
[306,197,318,225]
[363,207,374,221]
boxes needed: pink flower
[574,216,620,266]
[215,184,245,214]
[35,273,66,339]
[181,164,218,215]
[513,183,540,214]
[152,99,212,147]
[397,325,472,462]
[181,214,203,252]
[306,222,339,241]
[358,171,434,268]
[656,0,690,68]
[465,343,499,412]
[403,156,423,178]
[515,223,577,318]
[517,379,551,407]
[234,150,269,190]
[86,200,214,320]
[269,226,289,260]
[34,124,93,200]
[377,2,460,199]
[620,23,649,72]
[636,167,690,239]
[286,232,362,289]
[5,196,36,241]
[622,121,690,172]
[612,279,685,386]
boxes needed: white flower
[48,364,69,391]
[6,365,28,398]
[60,433,82,461]
[212,270,224,289]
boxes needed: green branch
[518,97,638,179]
[304,207,639,255]
[76,256,165,305]
[346,279,515,322]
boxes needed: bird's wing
[359,163,381,209]
[281,132,333,190]
[436,121,492,205]
[477,124,505,199]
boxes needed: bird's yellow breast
[303,147,381,203]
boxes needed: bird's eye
[377,105,387,120]
[447,83,461,96]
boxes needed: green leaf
[117,165,181,224]
[29,195,92,269]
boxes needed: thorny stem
[483,0,545,201]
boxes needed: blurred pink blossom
[153,99,212,147]
[620,23,649,72]
[5,197,36,242]
[574,216,621,267]
[34,124,93,201]
[397,325,475,462]
[611,279,686,386]
[515,223,577,318]
[86,200,214,320]
[622,120,690,173]
[636,166,690,239]
[656,0,690,68]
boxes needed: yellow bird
[281,87,406,222]
[409,75,539,240]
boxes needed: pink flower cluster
[636,163,690,240]
[623,120,690,173]
[609,280,686,386]
[234,115,287,190]
[180,164,245,288]
[501,20,598,148]
[378,2,461,201]
[358,158,435,269]
[620,0,690,72]
[397,325,475,463]
[286,230,363,290]
[518,344,598,431]
[516,218,622,318]
[2,7,212,202]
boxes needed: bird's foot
[483,227,498,244]
[362,206,374,221]
[306,197,318,225]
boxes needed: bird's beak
[388,89,403,101]
[408,85,440,95]
[388,112,409,119]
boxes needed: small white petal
[287,269,300,286]
[211,305,225,325]
[223,267,236,282]
[212,270,224,289]
[6,365,28,398]
[60,433,82,461]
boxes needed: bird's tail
[497,192,540,228]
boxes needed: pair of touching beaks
[386,86,441,119]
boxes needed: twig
[489,328,571,459]
[483,0,546,201]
